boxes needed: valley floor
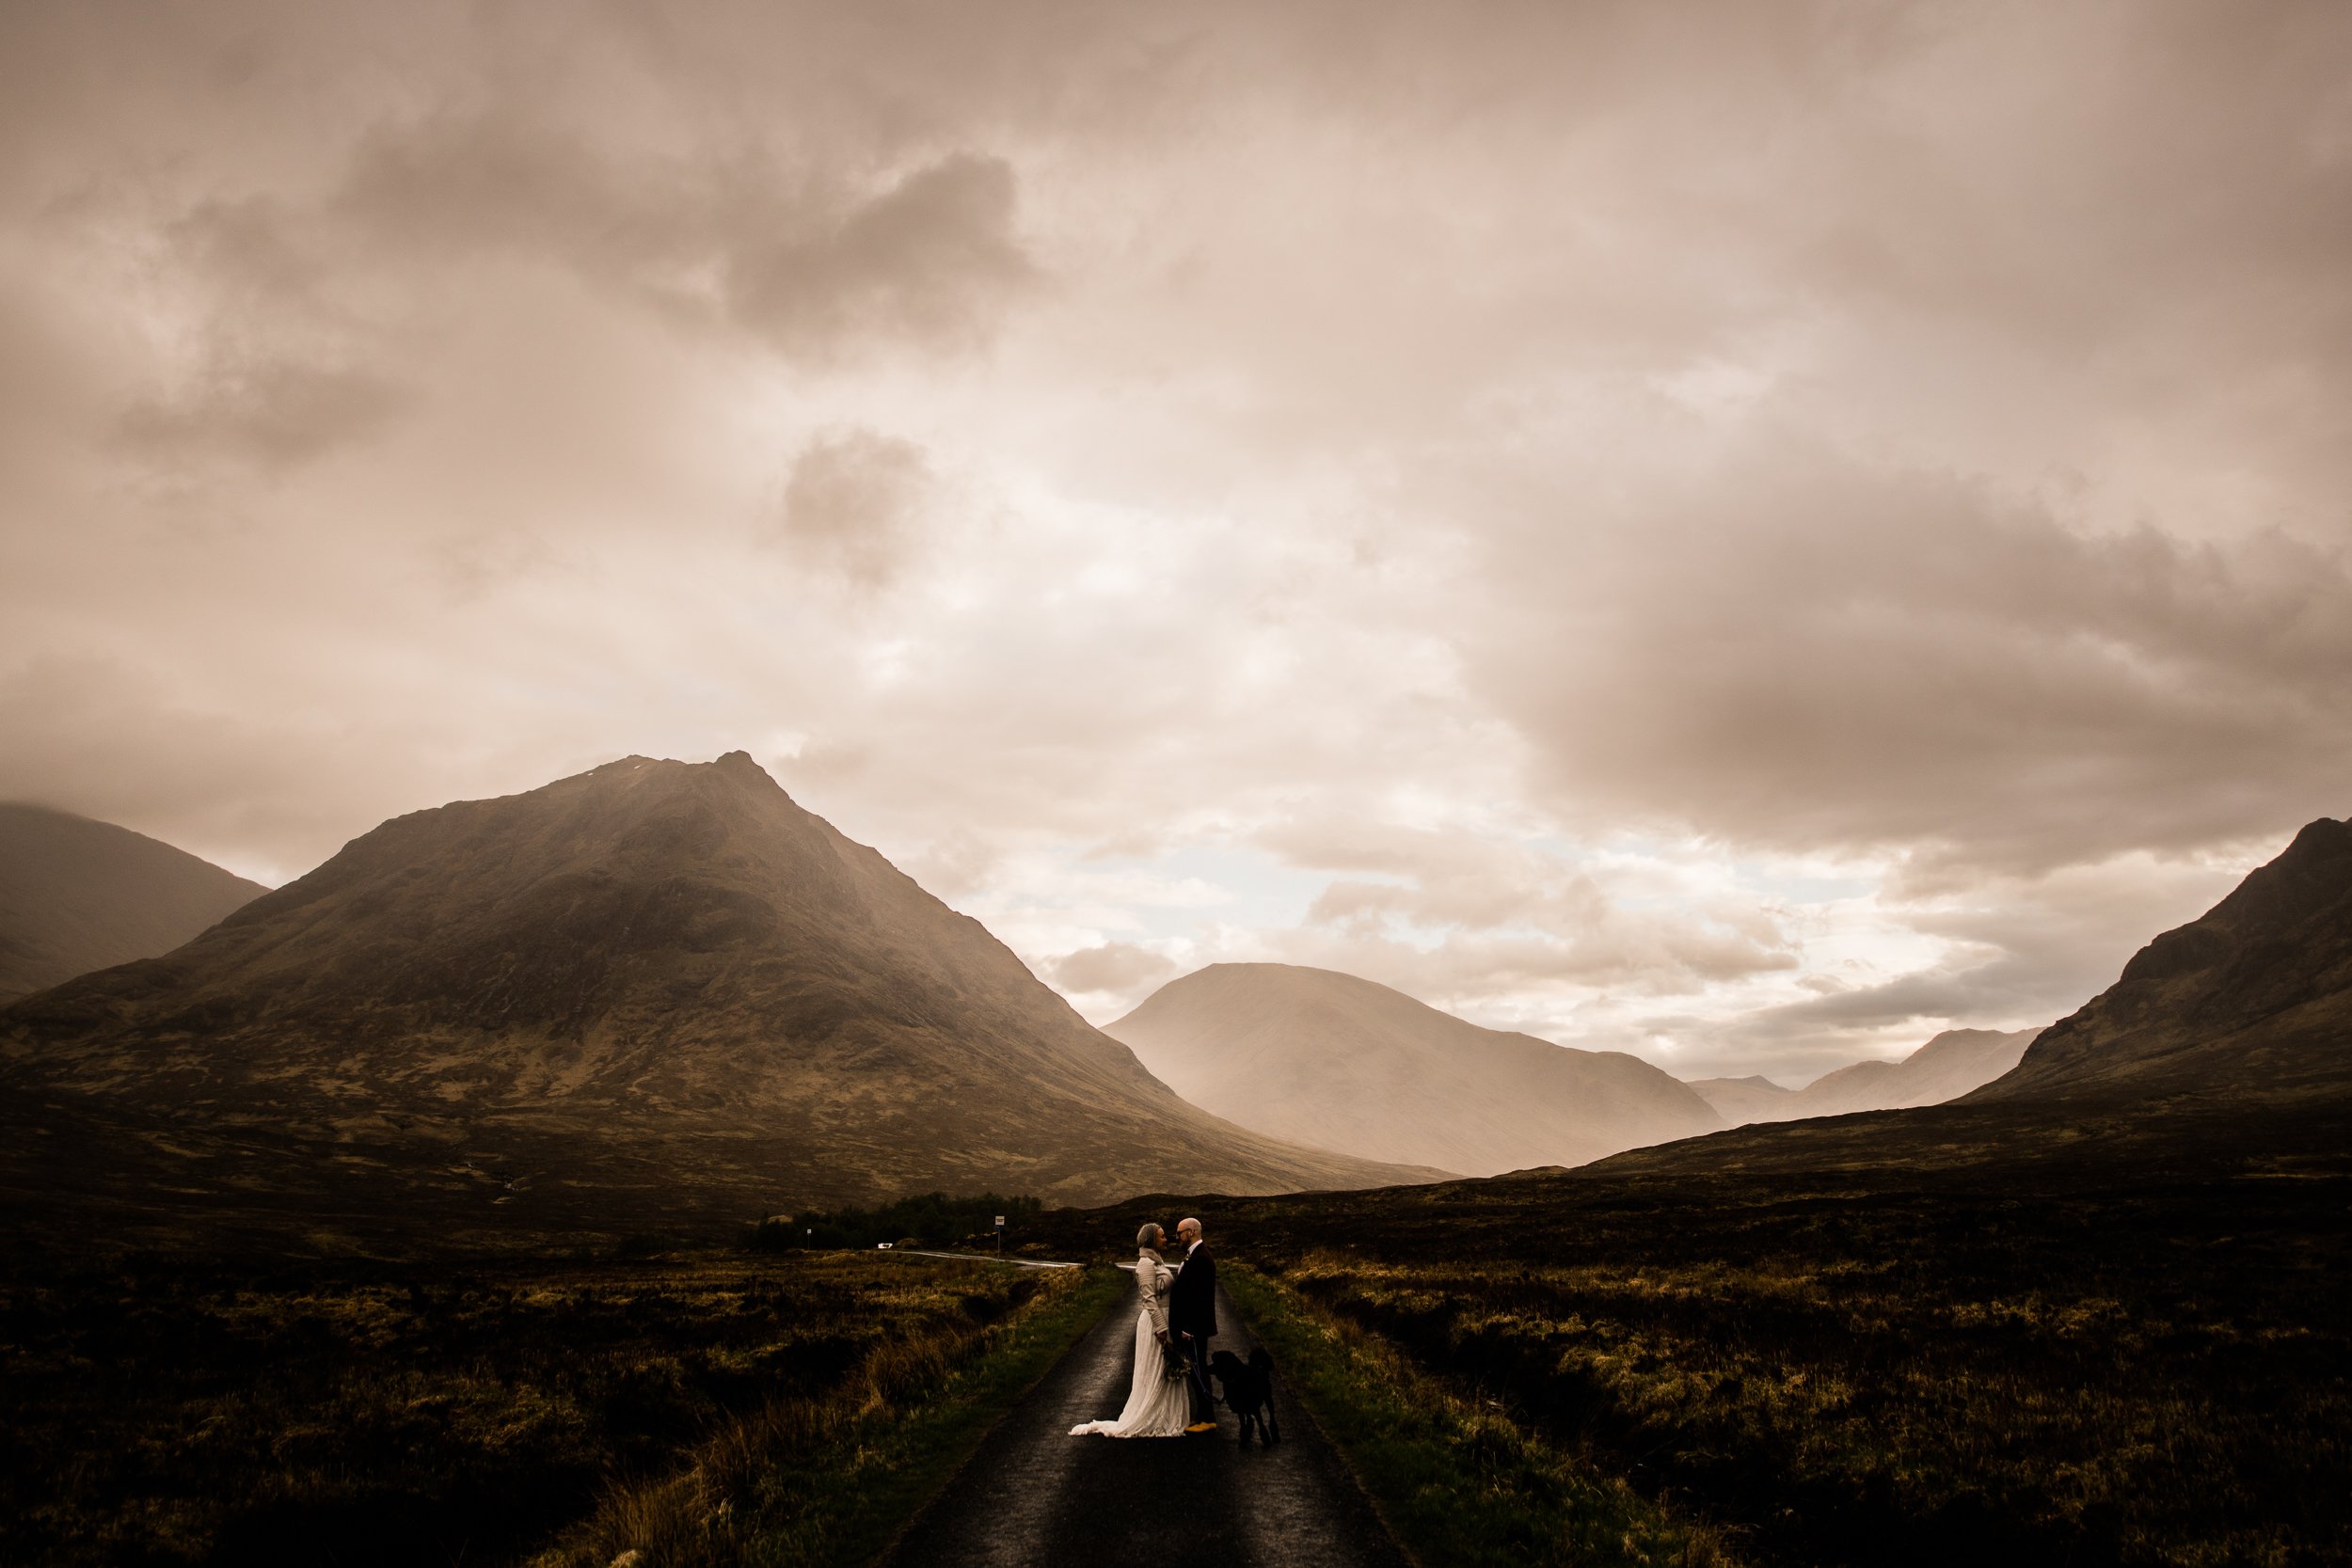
[0,1248,1116,1568]
[1040,1104,2352,1567]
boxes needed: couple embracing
[1071,1215,1219,1438]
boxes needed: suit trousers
[1181,1331,1216,1424]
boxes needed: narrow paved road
[881,1275,1414,1568]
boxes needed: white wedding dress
[1070,1249,1193,1437]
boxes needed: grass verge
[1225,1263,1729,1568]
[535,1259,1124,1568]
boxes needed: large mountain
[0,804,264,1005]
[0,754,1435,1241]
[1104,962,1723,1176]
[1687,1026,2043,1126]
[1594,817,2352,1181]
[1976,816,2352,1103]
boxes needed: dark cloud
[724,153,1038,360]
[0,281,103,467]
[118,358,409,471]
[1466,444,2352,874]
[776,428,935,587]
[329,114,1038,362]
[1051,942,1179,998]
[332,112,662,266]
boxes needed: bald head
[1177,1217,1201,1246]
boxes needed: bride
[1070,1223,1194,1437]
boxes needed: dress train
[1071,1285,1191,1437]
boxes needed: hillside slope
[0,755,1435,1239]
[1978,817,2352,1102]
[1105,962,1721,1176]
[0,804,262,1004]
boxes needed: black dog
[1208,1348,1280,1446]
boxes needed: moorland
[1034,818,2352,1563]
[4,780,2347,1566]
[0,1244,1112,1568]
[1042,1097,2352,1568]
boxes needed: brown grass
[1038,1136,2352,1566]
[0,1249,1091,1567]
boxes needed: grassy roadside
[1226,1264,1729,1568]
[535,1259,1124,1568]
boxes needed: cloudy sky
[5,1,2348,1083]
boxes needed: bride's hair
[1136,1223,1164,1250]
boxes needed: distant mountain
[1978,817,2352,1104]
[1688,1027,2043,1126]
[1104,962,1723,1177]
[0,755,1435,1241]
[0,804,263,1005]
[1682,1074,1798,1124]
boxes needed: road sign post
[994,1214,1006,1254]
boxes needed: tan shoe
[1185,1421,1217,1433]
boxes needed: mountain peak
[1983,817,2352,1101]
[1107,960,1720,1176]
[2107,819,2346,994]
[3,756,1430,1216]
[2285,816,2352,856]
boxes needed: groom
[1168,1215,1218,1433]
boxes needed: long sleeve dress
[1069,1249,1194,1437]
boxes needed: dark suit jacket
[1169,1243,1218,1338]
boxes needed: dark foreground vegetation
[745,1190,1045,1252]
[1225,1264,1728,1568]
[0,1247,1114,1568]
[1045,1106,2352,1568]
